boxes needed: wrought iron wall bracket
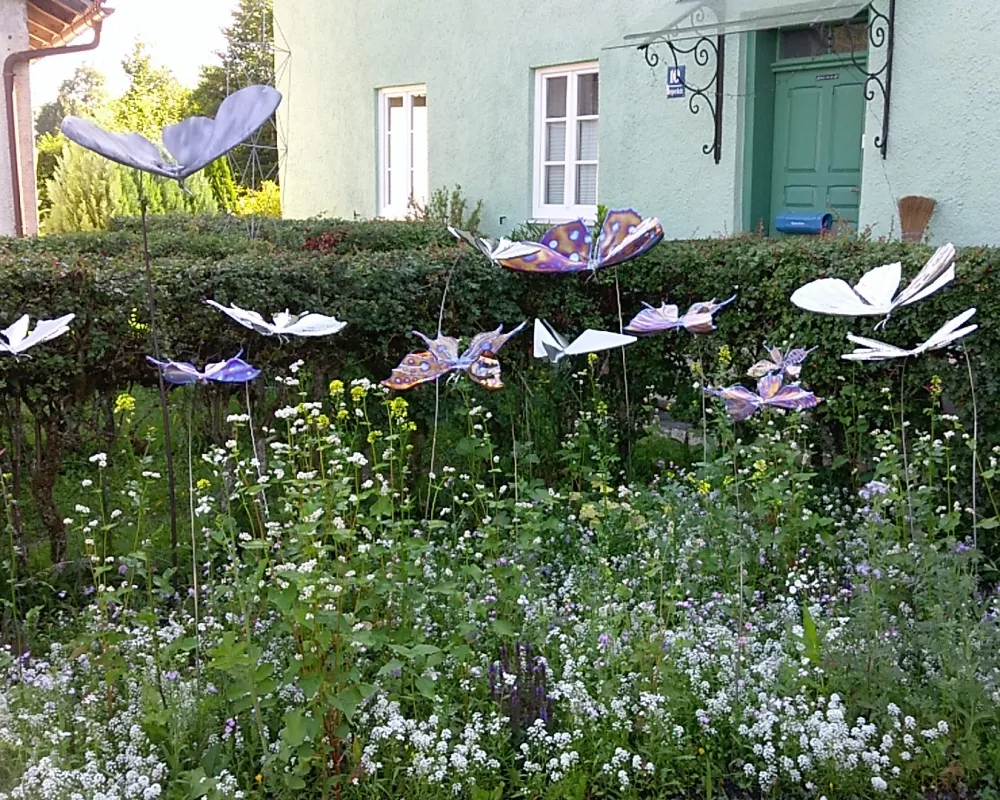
[850,0,895,159]
[638,35,725,164]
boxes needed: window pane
[577,73,599,116]
[546,76,567,118]
[576,164,597,205]
[778,28,826,59]
[545,165,565,205]
[546,121,566,161]
[411,96,428,207]
[832,21,868,54]
[387,97,407,207]
[577,119,598,160]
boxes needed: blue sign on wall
[666,65,686,99]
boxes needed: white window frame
[377,84,428,219]
[532,62,599,222]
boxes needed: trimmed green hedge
[0,217,994,555]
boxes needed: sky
[30,0,239,108]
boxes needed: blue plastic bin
[774,211,833,235]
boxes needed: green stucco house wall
[274,0,1000,246]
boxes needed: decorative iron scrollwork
[849,0,896,159]
[637,35,725,164]
[635,0,896,164]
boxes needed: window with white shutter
[533,63,599,221]
[378,86,428,219]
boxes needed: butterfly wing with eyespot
[462,321,527,363]
[496,242,583,273]
[598,214,664,269]
[465,352,504,390]
[381,350,451,390]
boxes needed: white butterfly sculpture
[791,243,956,325]
[0,314,74,357]
[61,85,281,182]
[842,308,977,361]
[206,301,347,338]
[448,227,542,264]
[533,319,636,364]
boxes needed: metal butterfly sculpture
[0,314,74,357]
[706,374,822,422]
[533,319,636,364]
[206,300,347,338]
[147,353,261,386]
[382,322,526,391]
[448,227,542,264]
[61,85,281,183]
[842,308,977,362]
[791,243,956,326]
[625,295,735,335]
[496,209,663,274]
[747,344,817,378]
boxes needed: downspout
[3,15,108,237]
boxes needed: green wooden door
[770,64,865,233]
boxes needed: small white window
[533,62,599,221]
[378,85,428,219]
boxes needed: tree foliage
[42,42,224,232]
[193,0,278,188]
[111,41,192,141]
[34,65,109,139]
[44,143,217,234]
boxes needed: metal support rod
[713,34,725,165]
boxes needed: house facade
[0,0,110,237]
[274,0,1000,246]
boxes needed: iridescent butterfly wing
[382,350,452,390]
[461,321,527,362]
[757,374,822,413]
[382,331,459,391]
[203,355,261,383]
[466,352,504,390]
[624,302,682,335]
[146,356,203,385]
[596,210,664,269]
[706,385,763,422]
[681,294,736,334]
[496,220,592,274]
[780,346,817,378]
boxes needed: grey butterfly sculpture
[60,85,281,182]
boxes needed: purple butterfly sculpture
[706,374,822,422]
[147,353,261,385]
[625,295,735,335]
[747,345,817,378]
[382,322,526,391]
[496,209,663,274]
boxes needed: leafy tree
[192,0,278,188]
[203,154,239,212]
[234,179,280,217]
[111,41,192,140]
[34,65,108,138]
[44,42,221,232]
[45,143,218,234]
